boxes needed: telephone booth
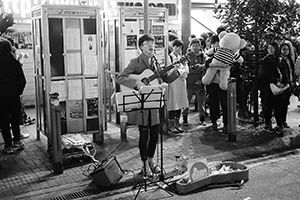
[31,4,105,144]
[103,7,168,130]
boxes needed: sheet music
[115,85,165,112]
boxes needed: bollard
[120,112,127,141]
[49,92,63,175]
[227,78,237,142]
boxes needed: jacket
[116,53,180,126]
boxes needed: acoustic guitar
[122,55,190,91]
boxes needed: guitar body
[121,69,160,91]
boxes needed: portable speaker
[90,156,123,187]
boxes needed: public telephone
[32,4,105,142]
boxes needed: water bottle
[174,155,181,173]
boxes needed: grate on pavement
[47,188,100,200]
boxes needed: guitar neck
[148,64,176,82]
[146,55,189,83]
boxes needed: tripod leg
[143,160,148,191]
[134,184,143,200]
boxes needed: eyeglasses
[142,41,154,46]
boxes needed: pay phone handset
[127,55,190,91]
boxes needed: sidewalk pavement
[0,96,300,200]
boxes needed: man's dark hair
[168,33,178,42]
[138,34,155,47]
[172,39,184,47]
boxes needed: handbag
[270,83,289,95]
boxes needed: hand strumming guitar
[133,79,147,90]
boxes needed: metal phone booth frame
[31,4,105,169]
[102,7,168,140]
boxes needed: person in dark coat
[261,42,290,136]
[0,39,26,154]
[116,34,181,176]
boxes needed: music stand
[115,85,174,199]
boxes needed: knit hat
[189,38,200,47]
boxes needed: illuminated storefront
[1,0,101,23]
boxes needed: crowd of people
[116,26,300,177]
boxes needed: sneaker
[274,127,284,137]
[20,132,30,140]
[3,147,16,154]
[24,116,35,126]
[174,126,184,133]
[282,122,290,128]
[199,121,207,126]
[263,125,273,133]
[168,127,179,134]
[13,141,25,150]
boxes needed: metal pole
[120,112,127,141]
[227,78,237,142]
[49,92,63,174]
[181,0,191,54]
[144,0,149,34]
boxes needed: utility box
[31,4,105,143]
[102,7,169,128]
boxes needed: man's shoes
[148,160,161,174]
[13,141,25,150]
[3,147,16,154]
[20,132,30,140]
[139,161,152,177]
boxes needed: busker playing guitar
[116,34,185,176]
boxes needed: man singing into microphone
[116,34,181,176]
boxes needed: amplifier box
[90,156,123,187]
